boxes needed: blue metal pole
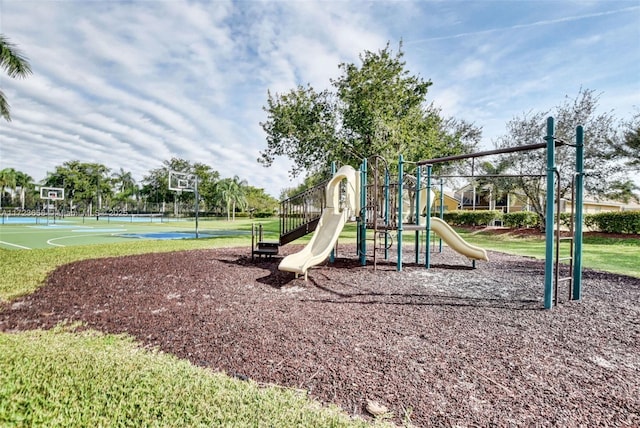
[359,159,367,266]
[425,165,433,269]
[330,161,336,263]
[573,126,584,301]
[397,155,404,271]
[415,165,421,264]
[544,117,556,309]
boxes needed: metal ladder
[554,173,576,305]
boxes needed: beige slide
[429,217,489,261]
[278,165,359,279]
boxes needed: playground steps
[253,241,279,259]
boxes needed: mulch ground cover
[1,244,639,427]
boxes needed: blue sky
[1,0,638,197]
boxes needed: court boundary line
[0,240,32,250]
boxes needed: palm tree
[1,34,33,121]
[477,159,515,211]
[214,176,247,221]
[0,167,17,209]
[14,170,33,209]
[112,168,136,211]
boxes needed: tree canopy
[43,161,112,215]
[615,110,640,171]
[0,34,32,121]
[259,43,481,179]
[494,88,636,221]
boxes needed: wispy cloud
[1,0,638,195]
[407,5,640,43]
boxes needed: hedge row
[438,209,639,234]
[584,211,640,234]
[502,211,541,228]
[442,210,502,226]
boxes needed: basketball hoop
[40,187,65,201]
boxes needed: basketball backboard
[169,171,196,192]
[40,187,65,201]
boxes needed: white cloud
[1,0,638,197]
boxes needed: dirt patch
[1,245,639,427]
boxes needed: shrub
[559,212,573,228]
[502,211,540,228]
[254,211,275,218]
[584,213,598,230]
[441,210,501,226]
[585,211,640,234]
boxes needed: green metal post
[425,165,433,269]
[415,165,421,264]
[330,161,336,263]
[384,170,390,260]
[573,125,584,301]
[397,155,404,271]
[359,159,367,266]
[544,117,556,309]
[439,179,444,253]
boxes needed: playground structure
[253,117,585,309]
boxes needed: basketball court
[0,216,251,250]
[0,173,251,250]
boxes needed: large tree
[111,168,137,212]
[614,110,640,171]
[245,186,278,216]
[213,176,247,221]
[495,88,627,223]
[259,43,480,179]
[15,170,34,210]
[0,167,17,209]
[192,163,220,213]
[141,158,221,215]
[43,161,111,215]
[142,158,193,215]
[0,34,32,121]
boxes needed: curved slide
[430,217,489,261]
[278,165,359,279]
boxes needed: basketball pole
[194,175,199,239]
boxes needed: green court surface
[0,216,251,250]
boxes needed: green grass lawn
[1,326,390,428]
[1,217,638,426]
[453,228,640,278]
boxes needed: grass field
[455,228,640,278]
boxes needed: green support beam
[397,155,404,271]
[544,117,556,309]
[573,125,585,301]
